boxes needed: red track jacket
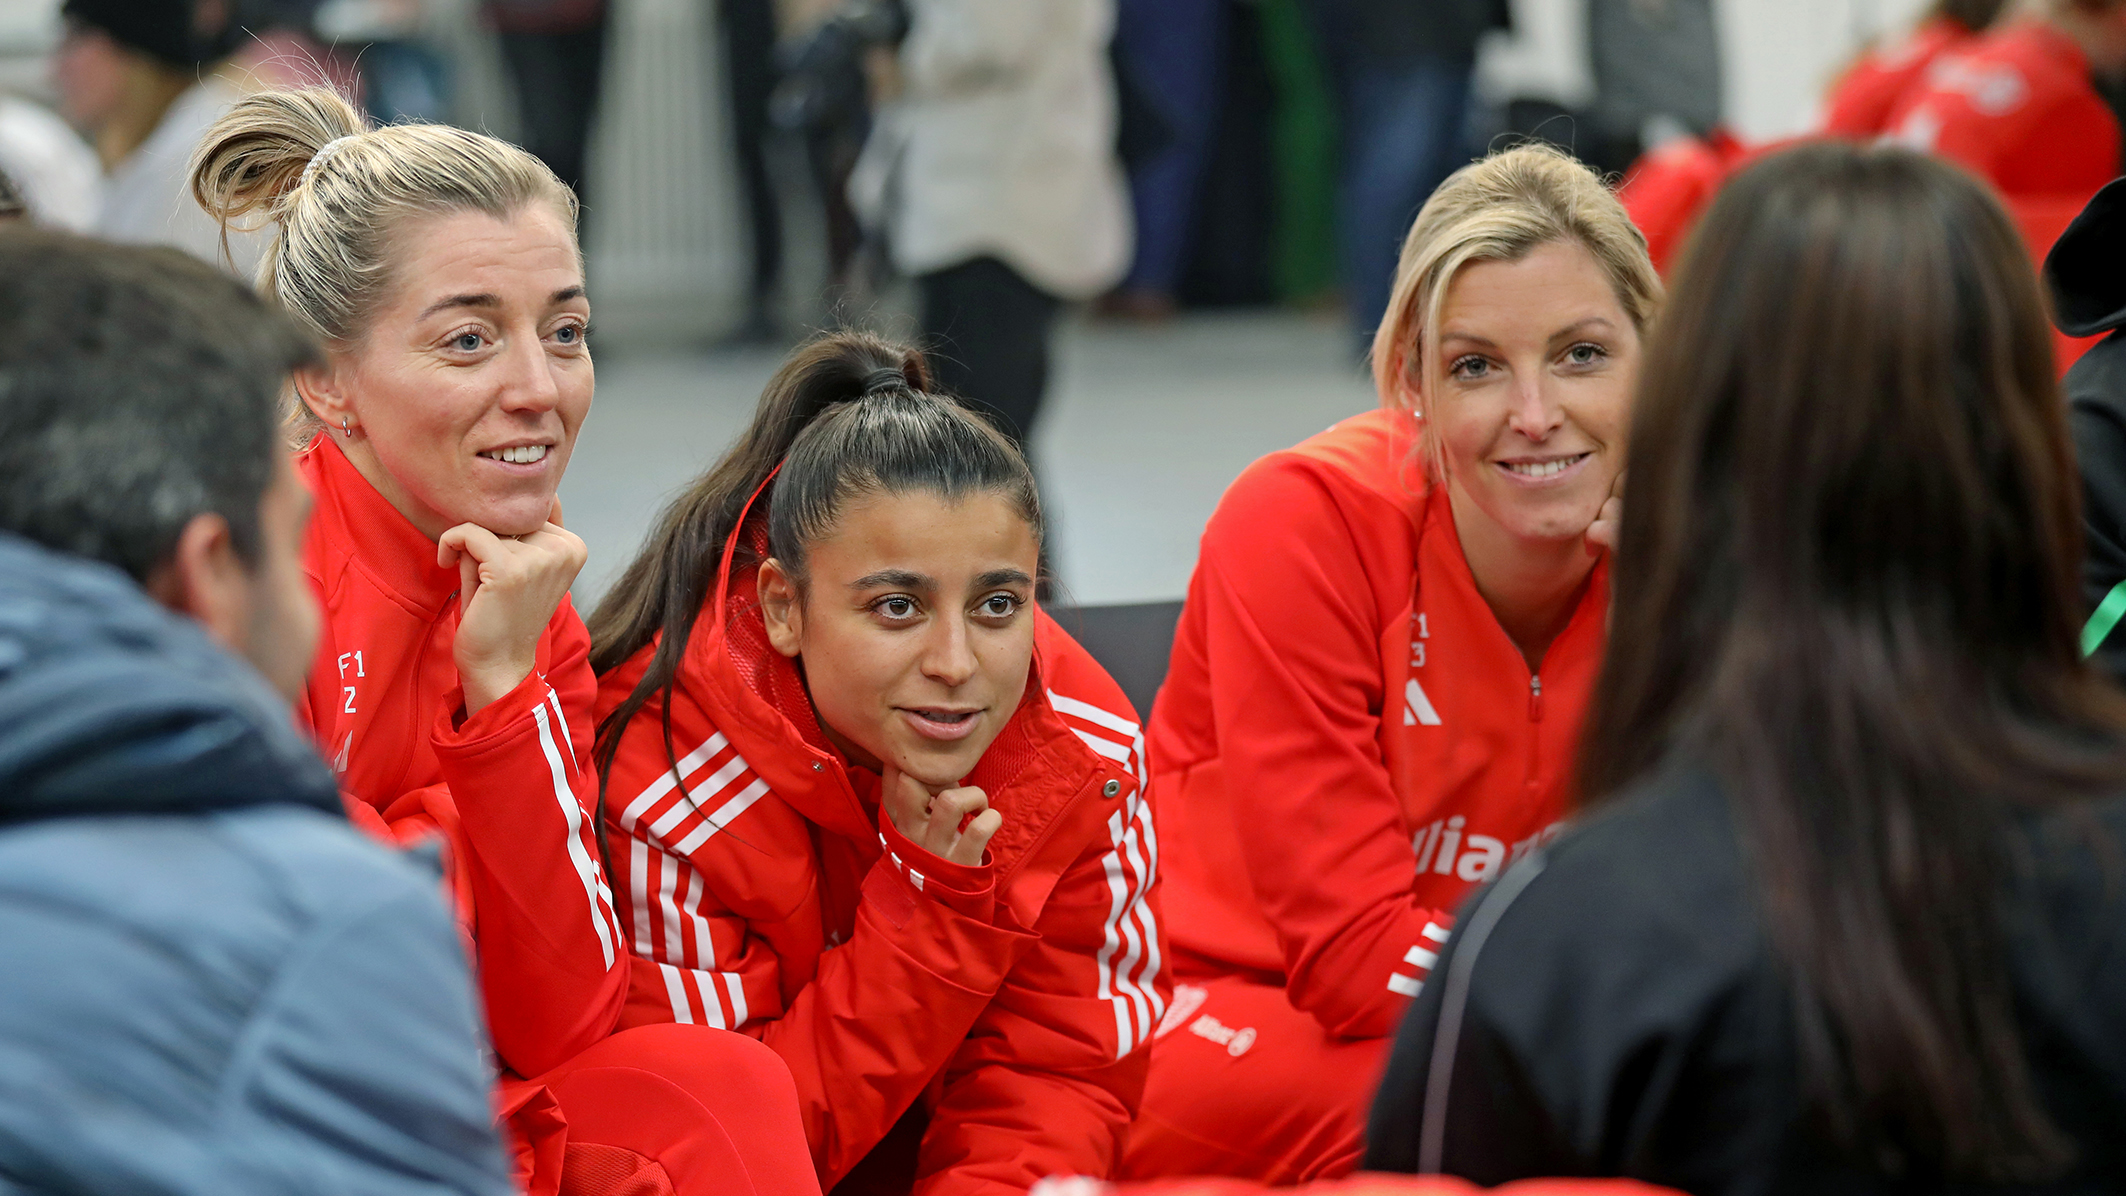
[595,525,1168,1194]
[1822,16,1976,138]
[294,436,628,1176]
[1146,409,1608,1041]
[1884,17,2120,201]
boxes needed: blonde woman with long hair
[1121,143,1660,1182]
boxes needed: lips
[478,444,552,465]
[900,707,984,742]
[1496,451,1591,481]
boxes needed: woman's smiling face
[301,204,593,540]
[758,489,1041,789]
[1420,238,1640,546]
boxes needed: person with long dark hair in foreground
[1367,142,2126,1190]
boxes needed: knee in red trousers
[536,1024,820,1196]
[1120,978,1388,1185]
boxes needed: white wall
[1478,0,1938,141]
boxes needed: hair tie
[861,367,908,397]
[297,134,360,190]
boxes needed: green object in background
[1257,0,1340,305]
[2084,578,2126,658]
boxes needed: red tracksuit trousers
[529,1025,821,1196]
[1119,978,1389,1184]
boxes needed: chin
[469,497,555,537]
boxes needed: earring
[342,416,353,439]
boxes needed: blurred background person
[0,228,514,1196]
[1884,0,2126,212]
[850,0,1130,452]
[1822,0,2013,137]
[1301,0,1507,354]
[1099,0,1223,322]
[52,0,259,269]
[1369,140,2126,1191]
[486,0,606,206]
[0,87,100,229]
[1119,143,1656,1185]
[716,0,782,340]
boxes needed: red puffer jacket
[294,435,628,1187]
[595,523,1169,1194]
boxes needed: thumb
[548,495,566,528]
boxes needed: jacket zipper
[1528,673,1543,722]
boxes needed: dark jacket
[1364,761,2126,1195]
[0,532,514,1195]
[2047,176,2126,682]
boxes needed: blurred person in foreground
[1119,143,1656,1184]
[53,0,265,270]
[2046,175,2126,683]
[850,0,1130,451]
[193,87,818,1196]
[0,229,513,1195]
[1369,141,2126,1192]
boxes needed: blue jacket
[0,532,514,1195]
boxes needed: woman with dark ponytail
[590,332,1169,1194]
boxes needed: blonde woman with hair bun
[191,87,818,1196]
[1120,142,1660,1183]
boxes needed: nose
[1505,372,1564,442]
[498,327,563,416]
[919,612,978,689]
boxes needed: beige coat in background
[849,0,1131,300]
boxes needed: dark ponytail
[588,330,1041,799]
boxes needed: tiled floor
[559,309,1377,611]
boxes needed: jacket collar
[300,434,461,620]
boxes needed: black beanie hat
[61,0,230,69]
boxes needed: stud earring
[342,416,353,439]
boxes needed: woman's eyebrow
[848,569,930,590]
[1547,316,1617,344]
[975,568,1034,589]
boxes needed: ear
[143,512,254,656]
[757,558,804,659]
[293,357,354,432]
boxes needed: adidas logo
[1402,677,1441,726]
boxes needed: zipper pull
[1529,674,1543,722]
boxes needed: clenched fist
[438,498,587,716]
[882,766,1001,867]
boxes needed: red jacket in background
[295,436,627,1150]
[1822,15,1978,138]
[1885,17,2121,200]
[595,523,1169,1194]
[1146,409,1608,1040]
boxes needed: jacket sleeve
[430,607,627,1078]
[237,867,522,1195]
[914,784,1170,1195]
[604,713,1040,1188]
[1195,459,1456,1039]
